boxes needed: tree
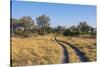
[77,21,90,34]
[18,16,35,37]
[55,26,65,34]
[10,18,19,35]
[11,16,35,37]
[63,28,72,36]
[36,14,50,34]
[89,27,96,36]
[70,25,78,32]
[69,25,80,36]
[19,16,35,32]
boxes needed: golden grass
[11,35,63,66]
[56,36,96,61]
[11,34,96,66]
[58,42,80,63]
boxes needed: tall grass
[56,36,96,61]
[11,35,63,66]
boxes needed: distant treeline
[11,14,96,37]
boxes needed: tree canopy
[11,15,96,37]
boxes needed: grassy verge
[11,35,63,66]
[56,36,96,61]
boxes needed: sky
[11,0,96,28]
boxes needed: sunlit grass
[11,34,96,66]
[56,36,96,61]
[11,35,63,66]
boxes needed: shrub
[63,29,72,36]
[63,29,80,36]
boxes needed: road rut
[53,37,89,63]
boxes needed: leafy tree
[63,29,72,36]
[19,16,35,32]
[70,25,77,32]
[36,14,50,34]
[89,27,96,36]
[36,14,50,28]
[18,16,35,37]
[11,16,96,37]
[55,26,65,34]
[10,18,19,35]
[77,21,90,34]
[11,16,35,37]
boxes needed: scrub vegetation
[11,15,96,66]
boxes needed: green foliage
[19,16,35,32]
[14,27,24,36]
[11,15,96,37]
[11,16,35,37]
[63,21,96,37]
[63,29,80,36]
[36,14,51,35]
[78,21,90,34]
[36,14,50,28]
[56,26,65,34]
[63,29,72,36]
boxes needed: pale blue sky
[11,0,96,27]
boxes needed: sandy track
[53,37,89,63]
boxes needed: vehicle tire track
[55,38,89,62]
[52,38,69,63]
[54,38,80,63]
[60,41,89,62]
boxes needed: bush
[72,31,80,36]
[14,27,31,37]
[63,29,72,36]
[23,31,30,37]
[63,29,80,36]
[14,27,24,36]
[90,32,96,36]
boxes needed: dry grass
[11,34,63,66]
[56,36,96,61]
[58,42,81,63]
[11,34,96,66]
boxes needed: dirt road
[53,37,89,63]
